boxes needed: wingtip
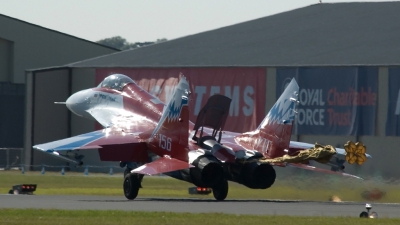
[32,145,43,151]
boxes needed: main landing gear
[123,173,142,200]
[212,179,228,201]
[121,161,143,200]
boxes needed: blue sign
[386,68,400,136]
[277,67,378,135]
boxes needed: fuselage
[64,77,260,161]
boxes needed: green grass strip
[0,209,399,225]
[1,171,400,202]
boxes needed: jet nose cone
[66,94,80,115]
[66,90,89,117]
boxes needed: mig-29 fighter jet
[34,74,370,200]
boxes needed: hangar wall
[0,14,118,151]
[26,69,70,167]
[0,37,13,82]
[0,15,117,84]
[0,82,24,147]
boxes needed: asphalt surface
[1,194,400,218]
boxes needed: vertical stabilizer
[235,78,299,158]
[145,77,190,161]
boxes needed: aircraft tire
[212,179,228,201]
[359,211,369,218]
[123,173,139,200]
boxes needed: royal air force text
[297,88,376,126]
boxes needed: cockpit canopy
[97,74,135,91]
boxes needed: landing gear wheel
[212,179,228,201]
[359,211,369,218]
[123,173,140,200]
[369,212,378,218]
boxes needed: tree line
[96,36,167,50]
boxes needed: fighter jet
[34,74,370,200]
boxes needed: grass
[1,209,399,225]
[1,170,400,203]
[1,171,400,224]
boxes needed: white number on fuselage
[159,134,172,151]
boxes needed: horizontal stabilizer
[287,163,363,180]
[131,156,194,175]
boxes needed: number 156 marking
[159,134,172,151]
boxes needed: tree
[156,38,167,43]
[97,36,168,51]
[97,36,128,50]
[121,41,155,50]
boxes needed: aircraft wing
[33,119,156,152]
[131,156,194,175]
[88,107,151,128]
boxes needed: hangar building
[25,2,400,177]
[0,14,119,168]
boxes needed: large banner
[277,67,377,136]
[386,68,400,136]
[96,68,266,133]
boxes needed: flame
[344,141,367,165]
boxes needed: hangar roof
[0,14,119,52]
[68,2,400,68]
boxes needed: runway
[1,195,400,218]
